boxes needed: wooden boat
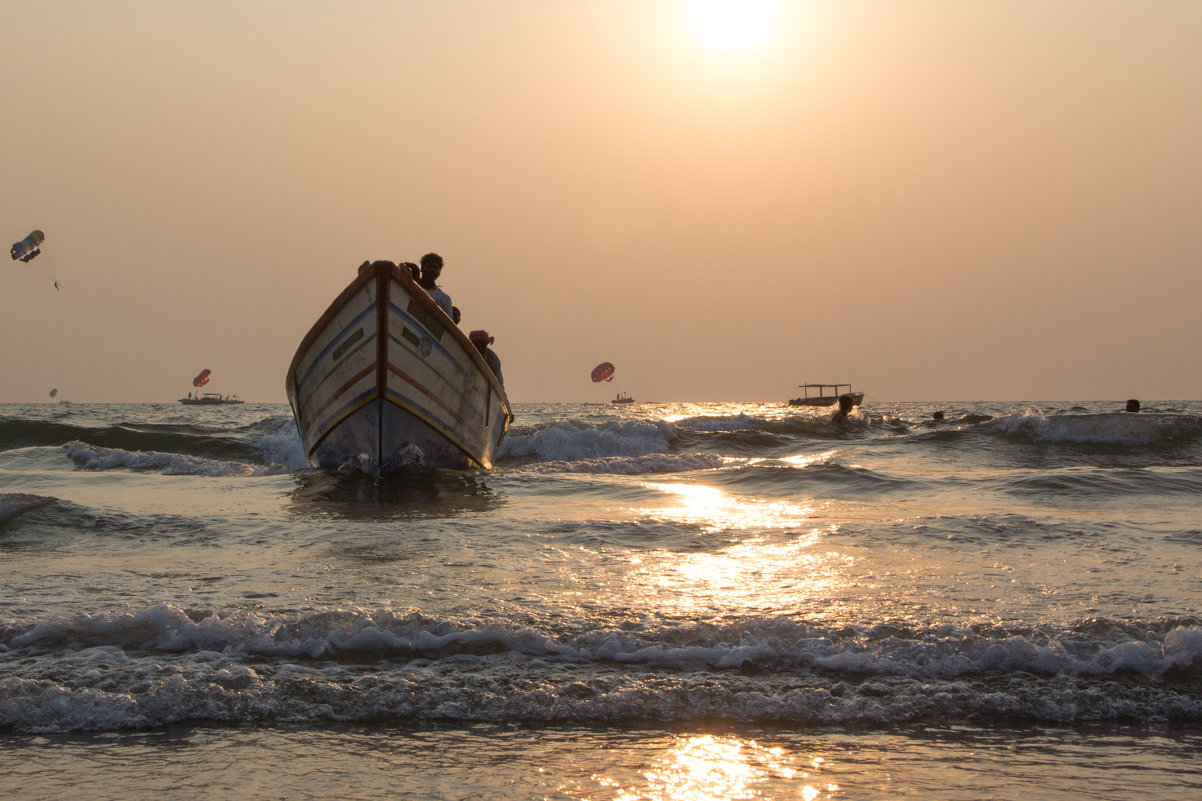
[180,392,244,405]
[611,392,635,404]
[788,384,864,407]
[286,260,512,473]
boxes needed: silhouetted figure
[469,329,504,386]
[419,252,453,318]
[932,410,944,421]
[1125,399,1140,413]
[831,394,855,424]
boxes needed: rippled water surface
[2,399,1200,799]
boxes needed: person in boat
[831,393,856,425]
[419,252,454,318]
[469,329,503,385]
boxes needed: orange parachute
[193,368,212,388]
[590,362,615,383]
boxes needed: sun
[685,0,780,56]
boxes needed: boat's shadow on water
[287,467,500,519]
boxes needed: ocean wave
[0,492,212,544]
[8,606,1197,679]
[0,493,55,527]
[517,453,724,475]
[991,411,1202,446]
[2,605,1200,732]
[710,459,926,497]
[992,466,1202,499]
[675,413,764,432]
[498,419,678,463]
[250,417,310,470]
[0,418,260,461]
[63,441,291,477]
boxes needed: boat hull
[788,392,864,407]
[180,393,244,405]
[286,261,512,473]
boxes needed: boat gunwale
[287,260,508,405]
[286,260,512,469]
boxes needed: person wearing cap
[419,252,454,319]
[469,329,504,386]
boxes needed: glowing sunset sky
[2,1,1199,402]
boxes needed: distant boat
[180,393,244,405]
[788,383,864,407]
[611,392,635,404]
[286,260,512,473]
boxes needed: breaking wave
[1,604,1199,733]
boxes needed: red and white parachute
[590,362,615,383]
[193,368,212,388]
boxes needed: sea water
[1,400,1200,800]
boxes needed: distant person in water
[831,394,856,424]
[1125,399,1141,413]
[932,410,944,421]
[419,252,454,318]
[469,329,504,386]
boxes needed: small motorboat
[180,393,244,405]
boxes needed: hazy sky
[3,1,1200,403]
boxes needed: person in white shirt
[419,252,453,318]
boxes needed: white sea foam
[2,606,1199,732]
[677,413,762,432]
[499,419,678,462]
[252,418,309,470]
[991,411,1200,445]
[63,441,290,477]
[8,604,1199,679]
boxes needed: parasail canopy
[192,368,212,388]
[590,362,615,383]
[10,230,45,263]
[49,388,58,398]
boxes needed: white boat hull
[286,261,511,472]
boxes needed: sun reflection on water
[638,480,813,534]
[626,481,851,616]
[597,735,837,800]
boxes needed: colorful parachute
[591,362,615,383]
[49,388,58,398]
[10,230,45,263]
[193,368,212,388]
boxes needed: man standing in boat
[419,252,454,318]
